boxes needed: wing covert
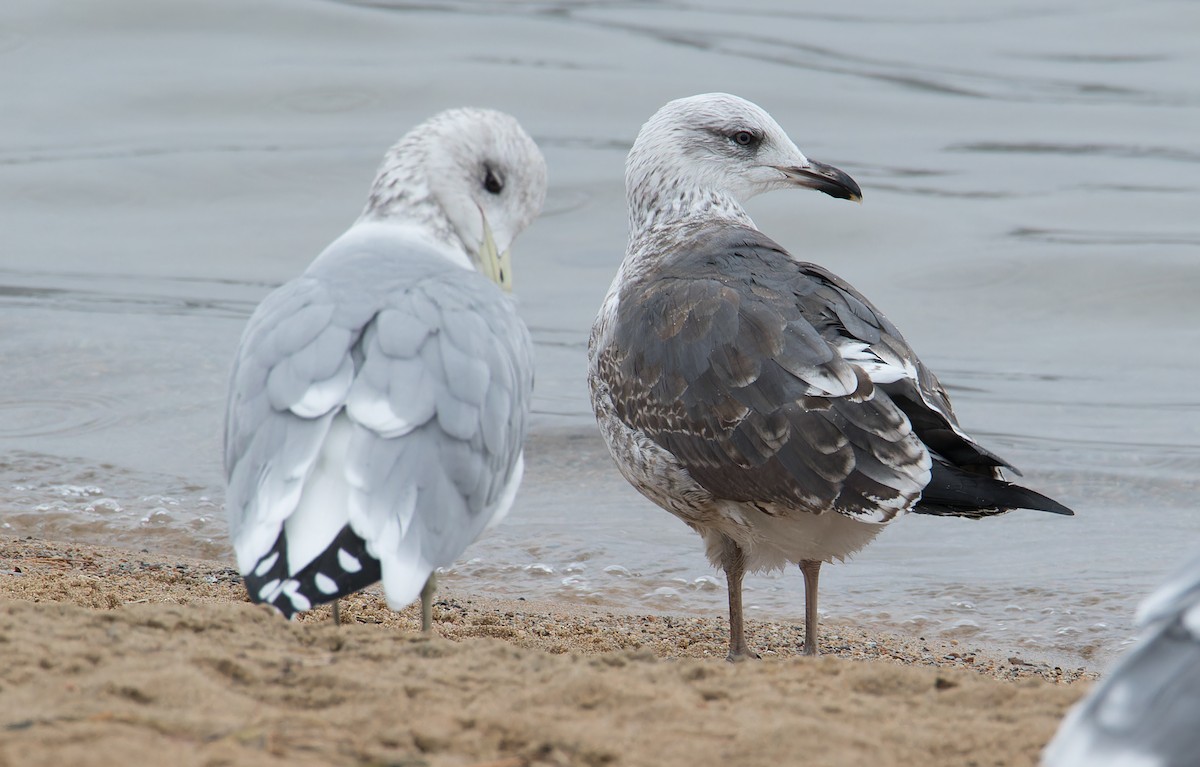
[224,277,362,572]
[226,258,533,585]
[338,271,533,588]
[597,225,933,522]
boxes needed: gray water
[2,0,1198,669]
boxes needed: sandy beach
[7,1,1199,765]
[0,536,1087,767]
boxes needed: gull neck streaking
[589,93,1072,661]
[357,107,547,289]
[624,92,860,245]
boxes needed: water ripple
[0,142,341,168]
[0,396,125,439]
[1008,227,1200,247]
[950,142,1200,164]
[0,282,257,319]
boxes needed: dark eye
[483,166,504,195]
[731,130,756,147]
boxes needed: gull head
[626,93,860,230]
[362,108,547,291]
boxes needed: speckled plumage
[225,108,546,621]
[588,93,1072,659]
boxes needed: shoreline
[0,536,1088,766]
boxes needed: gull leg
[420,572,438,633]
[721,536,759,661]
[331,599,341,627]
[799,559,821,656]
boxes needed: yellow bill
[477,214,513,293]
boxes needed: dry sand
[0,536,1088,767]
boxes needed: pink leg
[799,559,822,656]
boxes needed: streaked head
[626,93,860,223]
[362,108,548,291]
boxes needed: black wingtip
[916,462,1075,518]
[1018,489,1075,516]
[989,475,1074,516]
[241,525,383,618]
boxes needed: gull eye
[731,130,757,147]
[483,166,504,195]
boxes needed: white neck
[309,220,473,274]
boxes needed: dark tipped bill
[777,159,862,202]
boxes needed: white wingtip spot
[337,548,363,574]
[253,551,280,577]
[257,578,282,602]
[315,572,339,595]
[281,579,312,612]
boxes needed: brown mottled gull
[588,93,1072,660]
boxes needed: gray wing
[225,247,532,612]
[338,271,534,582]
[596,224,1057,522]
[224,275,358,570]
[1043,555,1200,767]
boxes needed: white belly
[702,503,886,573]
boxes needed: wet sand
[0,536,1087,767]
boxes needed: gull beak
[776,159,863,203]
[477,212,513,292]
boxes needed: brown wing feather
[597,225,931,522]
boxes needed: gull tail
[914,461,1075,519]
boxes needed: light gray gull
[587,92,1074,660]
[224,108,546,628]
[1043,553,1200,767]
